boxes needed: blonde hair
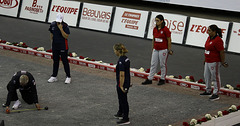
[19,75,29,87]
[113,43,128,56]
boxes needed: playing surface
[0,49,239,126]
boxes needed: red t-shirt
[204,35,224,63]
[153,26,171,50]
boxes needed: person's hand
[6,107,10,114]
[120,87,126,93]
[222,62,229,68]
[57,23,63,30]
[35,103,41,110]
[168,50,173,55]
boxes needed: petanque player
[2,71,40,113]
[142,14,173,86]
[48,13,71,84]
[113,43,131,125]
[200,24,228,101]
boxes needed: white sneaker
[65,77,71,84]
[12,100,21,109]
[48,77,57,83]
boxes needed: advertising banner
[227,22,240,54]
[111,7,149,38]
[48,0,81,27]
[0,0,20,17]
[19,0,49,22]
[147,12,187,44]
[185,17,229,48]
[79,3,113,32]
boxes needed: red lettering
[196,25,202,33]
[201,26,207,33]
[51,5,56,11]
[56,6,61,12]
[177,21,184,31]
[32,0,37,7]
[190,24,196,32]
[171,20,177,30]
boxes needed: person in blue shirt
[48,13,71,84]
[113,43,131,125]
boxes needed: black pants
[52,49,70,77]
[7,89,34,104]
[117,86,129,120]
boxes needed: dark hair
[155,14,165,29]
[209,24,222,38]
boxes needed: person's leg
[52,50,60,77]
[60,50,70,78]
[147,49,159,80]
[204,63,212,93]
[210,62,221,95]
[158,49,168,85]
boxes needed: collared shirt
[49,21,70,50]
[116,56,131,89]
[153,26,171,50]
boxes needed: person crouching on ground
[2,71,40,113]
[113,43,131,125]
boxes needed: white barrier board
[19,0,49,22]
[147,12,187,44]
[0,0,20,17]
[111,7,148,38]
[79,3,113,32]
[48,0,80,27]
[228,22,240,54]
[186,17,229,48]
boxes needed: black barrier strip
[225,22,233,52]
[144,11,152,39]
[45,0,52,23]
[182,16,190,45]
[16,0,23,18]
[108,6,116,33]
[76,2,84,27]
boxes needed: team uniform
[204,35,224,95]
[49,21,71,78]
[148,26,171,81]
[116,56,131,123]
[5,71,38,107]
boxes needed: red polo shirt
[153,26,171,50]
[204,35,224,63]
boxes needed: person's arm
[57,23,69,39]
[220,50,228,67]
[167,37,173,55]
[152,36,155,50]
[50,33,53,42]
[119,71,126,93]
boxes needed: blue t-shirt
[116,56,131,89]
[49,21,70,50]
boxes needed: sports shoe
[117,119,130,125]
[142,79,152,85]
[2,104,6,107]
[12,100,21,109]
[200,91,211,96]
[114,113,123,119]
[65,77,71,84]
[48,77,57,83]
[209,94,220,101]
[157,79,165,85]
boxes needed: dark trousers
[117,86,129,120]
[7,86,34,104]
[20,90,34,104]
[52,49,70,77]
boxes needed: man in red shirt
[200,24,228,101]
